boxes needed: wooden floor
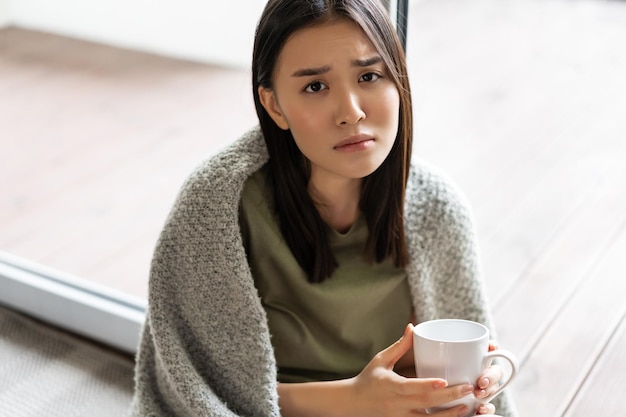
[2,0,626,415]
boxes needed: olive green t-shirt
[239,165,412,383]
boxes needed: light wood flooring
[2,0,626,415]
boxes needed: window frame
[0,251,146,354]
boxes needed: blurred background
[2,0,626,415]
[1,0,265,299]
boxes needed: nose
[335,90,366,126]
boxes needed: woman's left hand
[474,341,503,415]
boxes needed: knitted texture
[129,126,517,417]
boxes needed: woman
[130,0,517,416]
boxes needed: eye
[359,72,381,82]
[304,81,328,93]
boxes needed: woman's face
[259,19,400,188]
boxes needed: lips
[333,134,375,150]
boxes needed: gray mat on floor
[0,305,135,417]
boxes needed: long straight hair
[252,0,413,283]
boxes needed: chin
[349,164,384,179]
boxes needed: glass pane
[0,28,258,299]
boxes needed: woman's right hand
[278,324,474,417]
[349,324,474,417]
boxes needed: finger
[477,365,504,390]
[425,404,471,417]
[377,324,414,369]
[488,340,499,352]
[476,381,503,401]
[405,383,474,409]
[399,403,468,417]
[475,366,504,400]
[395,382,473,416]
[477,402,496,415]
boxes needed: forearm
[277,378,357,417]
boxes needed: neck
[308,176,361,233]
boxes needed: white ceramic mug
[413,319,518,417]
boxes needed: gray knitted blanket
[129,127,517,416]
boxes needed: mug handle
[480,349,519,403]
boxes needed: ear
[258,86,289,130]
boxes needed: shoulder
[175,126,268,204]
[404,159,477,255]
[186,126,267,189]
[404,162,488,330]
[405,159,472,221]
[161,126,268,234]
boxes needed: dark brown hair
[252,0,413,283]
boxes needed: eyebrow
[291,56,383,77]
[291,65,331,77]
[352,56,383,67]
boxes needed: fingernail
[476,389,487,398]
[479,377,490,388]
[433,380,448,390]
[461,384,474,395]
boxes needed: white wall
[8,0,266,68]
[0,0,10,28]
